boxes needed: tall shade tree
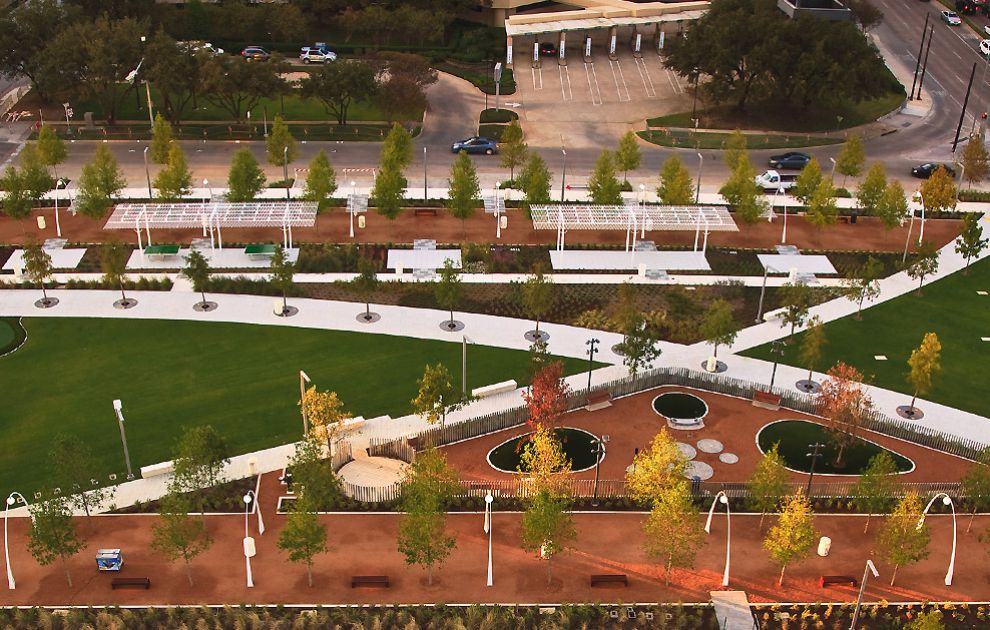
[626,429,690,506]
[852,451,900,533]
[302,150,338,206]
[798,315,826,387]
[656,155,695,205]
[27,491,85,587]
[856,162,886,216]
[521,487,576,586]
[747,442,789,528]
[151,492,213,586]
[522,264,553,335]
[227,148,266,202]
[615,130,642,183]
[300,387,351,454]
[48,433,116,520]
[876,180,908,232]
[397,449,459,586]
[806,178,838,231]
[277,497,328,587]
[919,166,957,214]
[835,134,865,187]
[961,134,990,189]
[181,250,212,308]
[587,149,623,205]
[266,115,298,168]
[792,158,823,205]
[434,258,462,329]
[778,281,814,338]
[815,362,873,467]
[170,424,231,513]
[300,60,377,125]
[446,150,480,232]
[518,153,552,212]
[0,0,73,99]
[643,481,705,585]
[617,311,662,376]
[150,114,174,164]
[202,54,288,122]
[955,213,988,273]
[906,332,942,415]
[961,449,990,533]
[906,240,939,295]
[699,298,738,364]
[411,362,460,427]
[21,238,56,307]
[100,240,131,305]
[269,245,295,314]
[352,257,380,321]
[522,361,570,431]
[76,144,126,218]
[877,492,930,586]
[17,144,55,208]
[844,255,883,319]
[154,142,192,202]
[762,492,818,586]
[498,119,527,182]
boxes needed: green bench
[244,244,277,259]
[143,245,180,261]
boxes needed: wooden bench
[819,575,857,588]
[414,208,438,217]
[586,390,613,411]
[351,575,389,588]
[752,390,782,411]
[111,577,150,590]
[591,574,628,587]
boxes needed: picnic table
[244,244,278,259]
[143,245,180,261]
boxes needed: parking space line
[531,65,544,91]
[609,59,631,101]
[663,68,684,94]
[559,65,573,101]
[634,57,657,98]
[585,62,603,106]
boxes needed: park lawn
[0,318,594,495]
[742,257,990,418]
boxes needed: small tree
[906,240,939,295]
[300,387,351,454]
[806,178,838,231]
[919,166,957,214]
[381,122,414,170]
[762,492,818,586]
[518,152,552,212]
[955,213,987,273]
[411,362,460,426]
[0,165,32,220]
[626,429,690,506]
[396,449,459,586]
[656,155,694,205]
[747,443,789,528]
[21,237,55,306]
[643,480,705,585]
[266,115,298,168]
[100,240,131,304]
[269,245,295,314]
[150,113,174,164]
[523,265,553,334]
[876,180,908,232]
[181,250,212,308]
[17,143,54,207]
[27,491,85,587]
[798,315,826,387]
[615,130,641,184]
[76,144,126,218]
[778,282,813,337]
[37,125,67,182]
[48,433,116,520]
[961,449,990,532]
[835,134,865,187]
[816,362,873,468]
[302,150,337,206]
[522,361,570,431]
[857,162,886,215]
[617,312,662,376]
[498,119,527,182]
[446,150,480,233]
[170,424,231,513]
[792,158,823,205]
[371,163,407,222]
[227,148,266,202]
[699,298,738,364]
[521,487,576,586]
[906,610,946,630]
[277,497,328,587]
[719,155,767,224]
[852,451,901,533]
[587,149,622,205]
[520,425,571,490]
[877,492,930,586]
[288,437,340,511]
[150,492,213,586]
[352,257,380,321]
[434,258,462,329]
[844,255,883,319]
[961,134,990,189]
[154,142,192,201]
[722,130,747,171]
[906,332,941,415]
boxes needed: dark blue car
[451,136,498,155]
[768,152,811,170]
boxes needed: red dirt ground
[0,207,961,251]
[440,386,976,485]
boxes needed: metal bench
[111,577,150,589]
[591,574,628,587]
[414,208,438,217]
[244,244,277,260]
[351,575,389,588]
[819,575,857,588]
[143,245,180,261]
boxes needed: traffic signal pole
[953,62,978,153]
[909,13,930,100]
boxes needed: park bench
[471,380,518,399]
[762,307,788,322]
[414,208,438,217]
[143,245,180,261]
[111,577,151,590]
[590,574,628,587]
[819,575,857,588]
[351,575,389,588]
[752,390,782,411]
[585,390,613,411]
[245,244,277,260]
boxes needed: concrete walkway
[711,591,757,630]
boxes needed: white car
[980,39,990,57]
[941,10,962,26]
[299,47,337,64]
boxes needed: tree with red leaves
[522,361,571,431]
[815,362,874,468]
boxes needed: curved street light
[243,491,257,588]
[4,492,28,590]
[484,493,494,587]
[918,493,956,586]
[704,491,730,587]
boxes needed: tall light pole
[461,335,473,397]
[917,191,927,244]
[828,157,836,181]
[638,183,646,238]
[423,147,428,200]
[494,181,502,239]
[704,492,730,587]
[695,152,703,204]
[902,197,917,264]
[112,399,134,480]
[299,370,311,436]
[591,435,608,506]
[484,493,494,587]
[243,492,256,588]
[560,148,567,201]
[849,559,879,630]
[805,442,826,496]
[4,492,28,589]
[283,146,290,201]
[143,147,152,199]
[779,187,788,243]
[585,338,599,391]
[349,180,357,238]
[755,265,774,323]
[918,493,956,586]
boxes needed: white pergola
[104,202,318,249]
[530,204,737,252]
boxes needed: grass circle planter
[652,392,709,424]
[488,427,602,473]
[757,419,914,475]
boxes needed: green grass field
[758,420,913,475]
[743,257,990,418]
[0,318,593,495]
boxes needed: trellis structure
[530,204,737,252]
[104,202,318,249]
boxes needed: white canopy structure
[757,253,837,285]
[104,202,318,249]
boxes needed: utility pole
[917,26,934,101]
[953,62,978,153]
[585,338,599,391]
[909,13,930,100]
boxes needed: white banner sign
[609,35,616,55]
[635,33,642,53]
[585,37,592,57]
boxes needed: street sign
[494,62,503,82]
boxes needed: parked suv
[240,46,271,61]
[299,43,337,63]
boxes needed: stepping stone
[719,453,739,464]
[696,439,724,454]
[874,355,887,361]
[684,461,714,481]
[676,442,697,460]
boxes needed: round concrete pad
[685,461,714,481]
[896,405,925,420]
[113,298,138,309]
[676,442,697,460]
[697,439,724,454]
[719,453,739,464]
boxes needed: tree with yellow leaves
[299,387,351,454]
[625,429,689,507]
[763,492,818,586]
[906,332,942,417]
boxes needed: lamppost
[299,370,311,435]
[849,559,880,629]
[695,152,703,204]
[591,434,609,506]
[829,157,836,181]
[143,147,152,199]
[585,338,599,391]
[494,181,502,239]
[902,195,917,264]
[638,183,646,238]
[767,339,785,390]
[203,179,212,204]
[112,399,134,480]
[779,187,788,243]
[348,180,357,239]
[243,491,257,588]
[461,335,474,397]
[918,493,956,586]
[805,442,826,496]
[755,265,776,323]
[283,146,290,201]
[423,147,428,200]
[483,493,494,586]
[704,492,730,587]
[560,148,567,201]
[4,492,28,589]
[917,190,927,244]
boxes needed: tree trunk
[307,561,314,587]
[535,318,540,333]
[665,558,672,586]
[201,290,207,306]
[62,556,73,587]
[365,301,371,319]
[835,443,846,468]
[864,512,872,533]
[807,366,813,383]
[909,391,918,414]
[759,510,766,529]
[546,557,553,586]
[119,281,127,303]
[856,297,864,320]
[778,564,786,586]
[889,563,899,586]
[185,558,194,586]
[282,292,288,314]
[41,282,48,303]
[968,509,977,533]
[917,275,924,295]
[449,308,454,326]
[713,343,719,359]
[428,564,434,586]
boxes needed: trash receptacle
[817,536,832,557]
[272,299,283,316]
[850,213,858,224]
